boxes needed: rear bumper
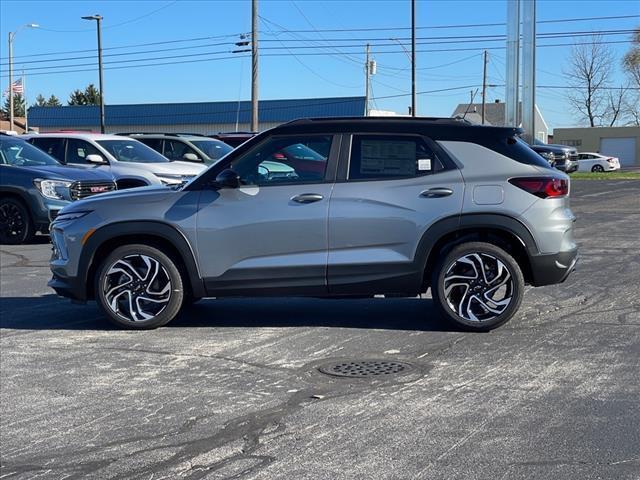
[529,248,578,287]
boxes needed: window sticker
[418,158,432,171]
[360,140,416,176]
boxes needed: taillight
[509,177,569,198]
[606,157,615,163]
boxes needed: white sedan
[577,152,621,172]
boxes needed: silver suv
[48,118,578,331]
[23,133,206,188]
[117,133,233,165]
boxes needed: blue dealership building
[27,96,366,134]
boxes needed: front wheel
[431,242,524,331]
[96,244,185,329]
[0,198,34,245]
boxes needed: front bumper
[48,273,86,302]
[529,248,578,287]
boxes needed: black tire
[95,244,185,329]
[0,197,34,245]
[431,241,525,332]
[591,165,604,173]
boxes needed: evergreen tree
[2,93,26,117]
[34,94,47,107]
[68,84,101,106]
[46,95,62,107]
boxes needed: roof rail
[116,132,208,137]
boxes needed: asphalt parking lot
[1,179,639,480]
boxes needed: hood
[60,184,172,214]
[11,164,115,182]
[146,161,207,175]
[532,144,576,154]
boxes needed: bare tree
[622,28,640,125]
[565,35,617,126]
[605,86,629,127]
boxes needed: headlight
[53,210,91,223]
[154,173,195,185]
[34,179,72,200]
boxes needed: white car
[576,152,621,173]
[22,133,206,188]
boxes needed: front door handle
[420,187,453,198]
[291,193,324,204]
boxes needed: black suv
[530,140,578,173]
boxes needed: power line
[34,1,179,34]
[3,39,636,79]
[4,13,637,61]
[265,14,640,33]
[4,33,636,75]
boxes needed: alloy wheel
[592,165,604,172]
[443,252,513,322]
[102,254,172,322]
[0,202,27,243]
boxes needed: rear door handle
[420,187,454,198]
[291,193,324,204]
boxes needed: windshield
[0,138,61,166]
[191,140,233,161]
[281,143,327,161]
[97,139,169,163]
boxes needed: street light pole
[82,15,105,133]
[411,0,416,117]
[251,0,259,132]
[7,24,38,132]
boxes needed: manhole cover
[318,360,412,378]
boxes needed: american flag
[2,78,23,96]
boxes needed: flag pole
[23,70,28,132]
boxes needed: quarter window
[164,140,199,161]
[230,135,332,185]
[349,135,441,180]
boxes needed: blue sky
[1,0,638,130]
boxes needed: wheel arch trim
[79,220,204,300]
[416,213,540,274]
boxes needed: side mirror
[215,169,241,189]
[182,153,200,162]
[86,154,107,165]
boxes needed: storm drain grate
[318,360,412,378]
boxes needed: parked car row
[528,140,621,174]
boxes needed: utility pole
[251,0,259,132]
[522,0,536,143]
[8,32,14,131]
[506,0,520,128]
[82,15,105,133]
[365,44,370,116]
[481,50,488,124]
[7,24,38,131]
[411,0,416,117]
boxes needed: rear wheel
[591,164,605,173]
[95,244,184,329]
[0,198,34,245]
[431,242,524,331]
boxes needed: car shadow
[0,295,459,332]
[0,234,51,246]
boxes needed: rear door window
[348,135,442,180]
[29,137,65,162]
